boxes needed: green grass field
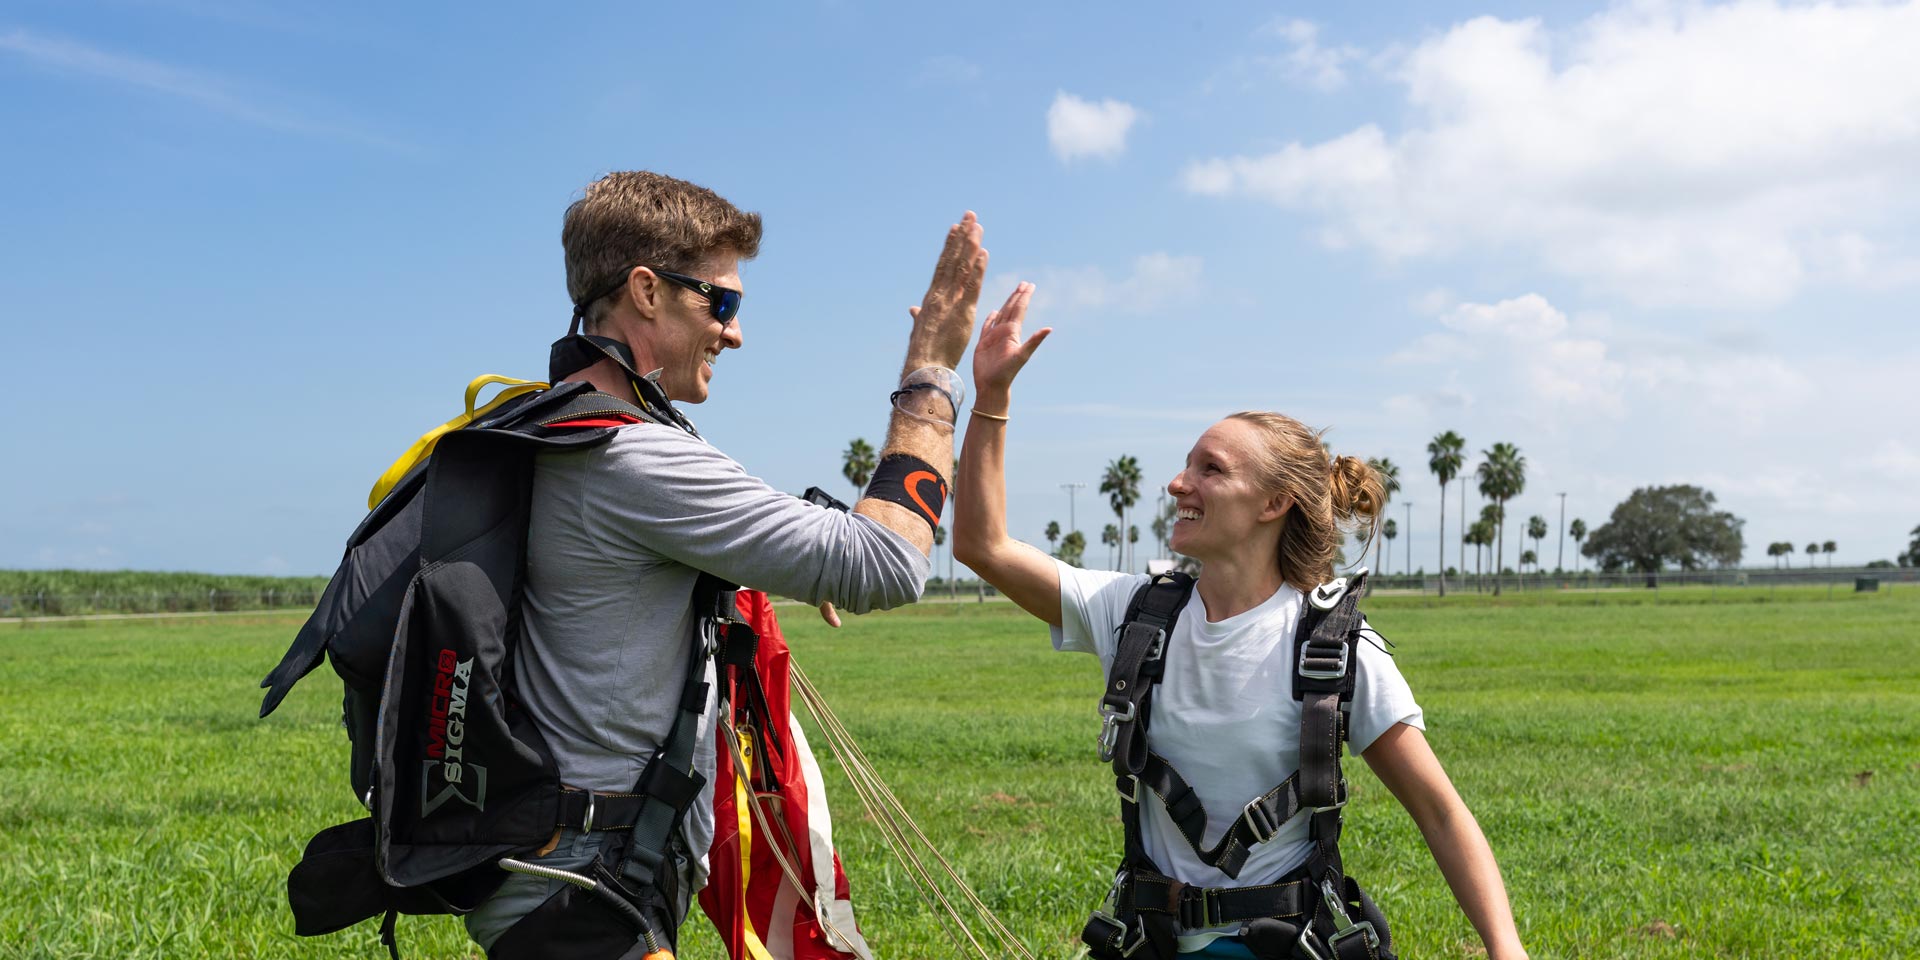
[3,587,1916,958]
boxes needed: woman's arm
[1362,723,1529,960]
[950,282,1064,626]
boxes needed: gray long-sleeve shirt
[517,421,927,884]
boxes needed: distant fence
[1366,565,1917,594]
[0,588,324,618]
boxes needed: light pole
[1060,482,1086,536]
[1556,492,1567,574]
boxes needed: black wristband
[865,454,947,532]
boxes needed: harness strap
[1128,871,1308,928]
[1122,756,1333,879]
[1102,573,1195,776]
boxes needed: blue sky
[3,0,1916,577]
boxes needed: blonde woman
[952,284,1525,960]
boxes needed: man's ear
[624,266,663,321]
[1259,495,1293,524]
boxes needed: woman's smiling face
[1166,418,1289,562]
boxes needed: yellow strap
[365,375,549,509]
[734,729,777,960]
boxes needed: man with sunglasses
[463,170,988,958]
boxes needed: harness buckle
[1118,773,1141,804]
[1097,699,1136,762]
[1175,883,1218,930]
[1085,910,1149,957]
[1328,921,1381,953]
[1319,878,1353,931]
[1239,796,1281,845]
[580,789,597,836]
[1296,639,1350,680]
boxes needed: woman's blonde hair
[1226,411,1386,591]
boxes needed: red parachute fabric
[701,590,872,960]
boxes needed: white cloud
[1263,18,1362,91]
[1047,91,1140,163]
[1183,1,1920,307]
[1014,252,1202,315]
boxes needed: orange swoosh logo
[905,470,946,522]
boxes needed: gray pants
[464,828,696,954]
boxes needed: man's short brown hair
[562,171,762,324]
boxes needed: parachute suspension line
[788,660,1038,960]
[717,715,864,955]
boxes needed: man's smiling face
[647,256,743,404]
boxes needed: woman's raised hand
[970,282,1049,405]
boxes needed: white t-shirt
[1051,562,1423,950]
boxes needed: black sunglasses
[577,266,743,325]
[653,269,743,325]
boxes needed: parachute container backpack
[1083,570,1399,960]
[258,370,704,958]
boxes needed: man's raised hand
[906,212,988,371]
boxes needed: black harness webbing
[1083,571,1395,960]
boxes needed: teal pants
[1181,937,1259,959]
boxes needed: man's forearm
[852,390,954,555]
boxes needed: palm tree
[1780,542,1792,569]
[932,524,947,588]
[1521,549,1537,572]
[1477,504,1503,592]
[1128,525,1140,567]
[1569,518,1588,574]
[1100,456,1142,572]
[1427,431,1466,597]
[1368,457,1402,575]
[1045,520,1061,553]
[1823,540,1836,567]
[1467,518,1494,592]
[1766,542,1783,569]
[1152,500,1176,560]
[1476,443,1526,594]
[1102,524,1121,570]
[842,438,876,496]
[1527,515,1548,574]
[1059,530,1087,567]
[1381,519,1398,576]
[1805,543,1819,567]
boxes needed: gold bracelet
[970,408,1010,422]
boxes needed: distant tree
[1058,530,1087,567]
[1381,518,1398,576]
[1865,559,1895,569]
[1368,457,1402,576]
[1520,549,1537,571]
[1569,518,1588,574]
[1766,541,1787,569]
[1101,456,1142,571]
[1045,520,1061,551]
[1476,443,1526,595]
[1527,515,1548,572]
[932,524,946,586]
[1805,542,1819,566]
[1128,525,1140,570]
[1427,431,1466,598]
[1102,523,1121,570]
[1467,518,1495,590]
[1581,485,1744,573]
[1904,524,1920,567]
[1152,500,1177,559]
[1822,540,1836,567]
[842,438,876,495]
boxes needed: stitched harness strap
[1128,870,1309,929]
